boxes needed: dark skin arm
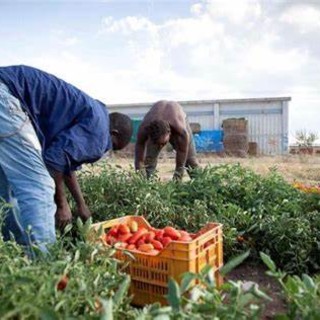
[173,129,190,180]
[52,170,91,230]
[52,171,72,230]
[64,171,91,221]
[134,126,148,171]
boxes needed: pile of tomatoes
[104,220,194,255]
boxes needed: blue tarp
[193,130,224,152]
[130,119,142,143]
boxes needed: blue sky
[1,0,320,142]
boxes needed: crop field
[110,153,320,185]
[0,154,319,319]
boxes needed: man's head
[147,120,171,148]
[109,112,133,150]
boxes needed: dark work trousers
[144,120,199,179]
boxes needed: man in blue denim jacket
[0,65,132,251]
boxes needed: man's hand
[173,167,185,181]
[51,170,72,231]
[76,203,92,222]
[63,171,92,222]
[55,204,72,231]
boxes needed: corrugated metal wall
[182,103,215,130]
[219,101,284,155]
[108,98,290,155]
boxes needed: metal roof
[108,97,291,108]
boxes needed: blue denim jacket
[0,65,111,173]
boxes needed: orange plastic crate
[91,215,223,306]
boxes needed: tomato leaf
[260,252,276,273]
[167,278,181,311]
[220,250,250,276]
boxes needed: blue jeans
[0,82,56,252]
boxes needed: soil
[227,262,287,319]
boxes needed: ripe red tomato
[151,240,163,250]
[161,236,172,247]
[164,226,181,240]
[145,231,156,243]
[57,275,69,291]
[155,229,165,240]
[118,224,130,235]
[179,235,192,242]
[128,228,148,244]
[117,233,132,243]
[108,225,119,237]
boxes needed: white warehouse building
[109,97,291,155]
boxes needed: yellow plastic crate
[91,215,223,306]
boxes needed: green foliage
[77,164,320,274]
[0,219,134,320]
[1,164,320,319]
[0,201,319,319]
[261,252,320,319]
[153,253,267,320]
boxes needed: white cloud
[26,51,157,104]
[205,0,262,24]
[92,0,320,134]
[3,0,318,134]
[24,52,95,92]
[102,15,157,35]
[280,5,320,33]
[63,37,79,46]
[190,3,203,16]
[244,44,308,73]
[162,16,224,47]
[49,29,80,47]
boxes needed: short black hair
[109,112,133,150]
[147,120,171,143]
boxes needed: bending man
[0,65,132,251]
[135,100,199,180]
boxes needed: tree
[295,129,318,147]
[295,129,318,155]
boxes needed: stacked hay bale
[248,142,258,156]
[222,118,249,157]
